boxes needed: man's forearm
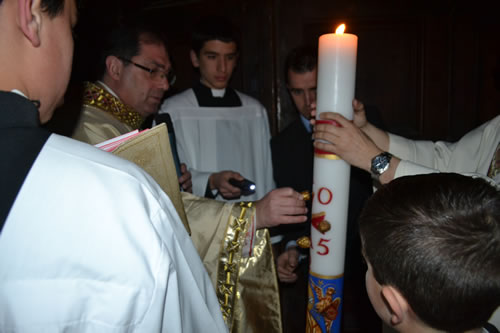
[361,122,390,152]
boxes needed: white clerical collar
[11,89,27,98]
[211,88,226,98]
[97,81,120,99]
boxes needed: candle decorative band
[306,271,344,333]
[314,149,341,160]
[314,120,341,160]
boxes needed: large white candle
[306,24,357,333]
[316,24,358,119]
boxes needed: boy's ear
[190,50,200,68]
[18,0,43,47]
[105,56,124,80]
[381,286,409,326]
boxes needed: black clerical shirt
[0,91,50,229]
[192,81,242,107]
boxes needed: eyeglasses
[118,57,176,86]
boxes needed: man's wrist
[370,151,393,180]
[204,180,217,198]
[208,173,215,190]
[378,157,400,185]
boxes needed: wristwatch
[370,152,393,180]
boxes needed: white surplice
[159,88,275,201]
[390,115,500,184]
[0,134,227,333]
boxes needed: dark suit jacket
[271,118,314,195]
[270,118,313,238]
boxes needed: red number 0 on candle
[318,187,333,205]
[316,238,331,256]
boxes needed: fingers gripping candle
[306,24,357,333]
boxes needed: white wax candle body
[316,33,358,119]
[310,159,351,276]
[310,31,358,276]
[306,28,358,333]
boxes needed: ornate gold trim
[216,202,253,328]
[315,152,341,160]
[487,142,499,179]
[309,270,344,280]
[82,81,144,130]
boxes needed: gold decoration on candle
[301,190,311,201]
[315,152,342,160]
[312,211,328,233]
[318,220,331,234]
[297,236,311,249]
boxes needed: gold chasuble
[72,82,282,333]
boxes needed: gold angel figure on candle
[307,281,341,333]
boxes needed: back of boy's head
[191,15,240,55]
[359,173,500,332]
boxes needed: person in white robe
[160,87,275,201]
[0,0,227,331]
[157,16,276,203]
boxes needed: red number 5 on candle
[315,238,331,256]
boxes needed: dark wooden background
[55,0,500,142]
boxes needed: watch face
[371,153,392,175]
[374,156,386,169]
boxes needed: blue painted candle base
[306,271,344,333]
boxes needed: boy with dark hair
[359,173,500,332]
[158,15,276,203]
[157,16,304,331]
[191,15,240,56]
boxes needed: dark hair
[0,0,82,19]
[191,16,239,55]
[284,45,317,84]
[0,0,65,17]
[41,0,65,17]
[98,22,166,79]
[359,173,500,331]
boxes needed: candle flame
[335,24,346,34]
